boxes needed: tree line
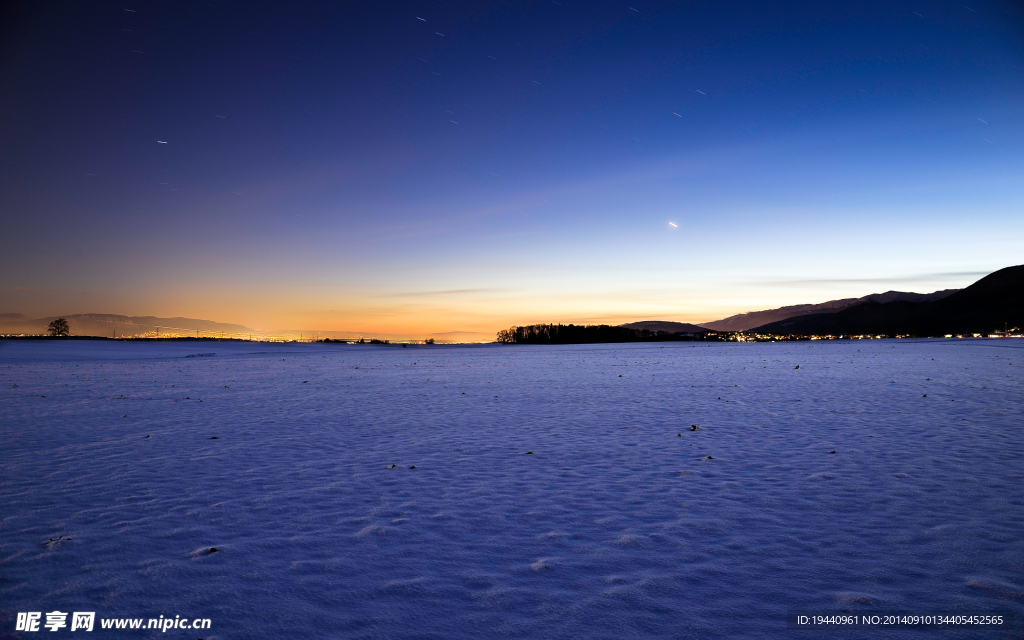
[496,323,705,344]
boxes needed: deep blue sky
[1,0,1022,336]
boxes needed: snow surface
[1,339,1022,639]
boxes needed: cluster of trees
[496,323,693,344]
[47,318,69,337]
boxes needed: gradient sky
[1,0,1022,337]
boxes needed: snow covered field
[1,339,1022,639]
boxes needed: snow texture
[1,339,1022,638]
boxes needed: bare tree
[47,318,70,337]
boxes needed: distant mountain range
[0,313,256,338]
[700,289,958,332]
[751,265,1023,336]
[0,313,490,343]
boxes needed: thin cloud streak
[757,271,990,287]
[370,288,514,298]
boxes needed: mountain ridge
[699,289,958,332]
[752,266,1023,336]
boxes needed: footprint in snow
[44,535,71,548]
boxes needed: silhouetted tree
[47,318,70,337]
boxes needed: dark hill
[753,266,1023,336]
[620,321,709,334]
